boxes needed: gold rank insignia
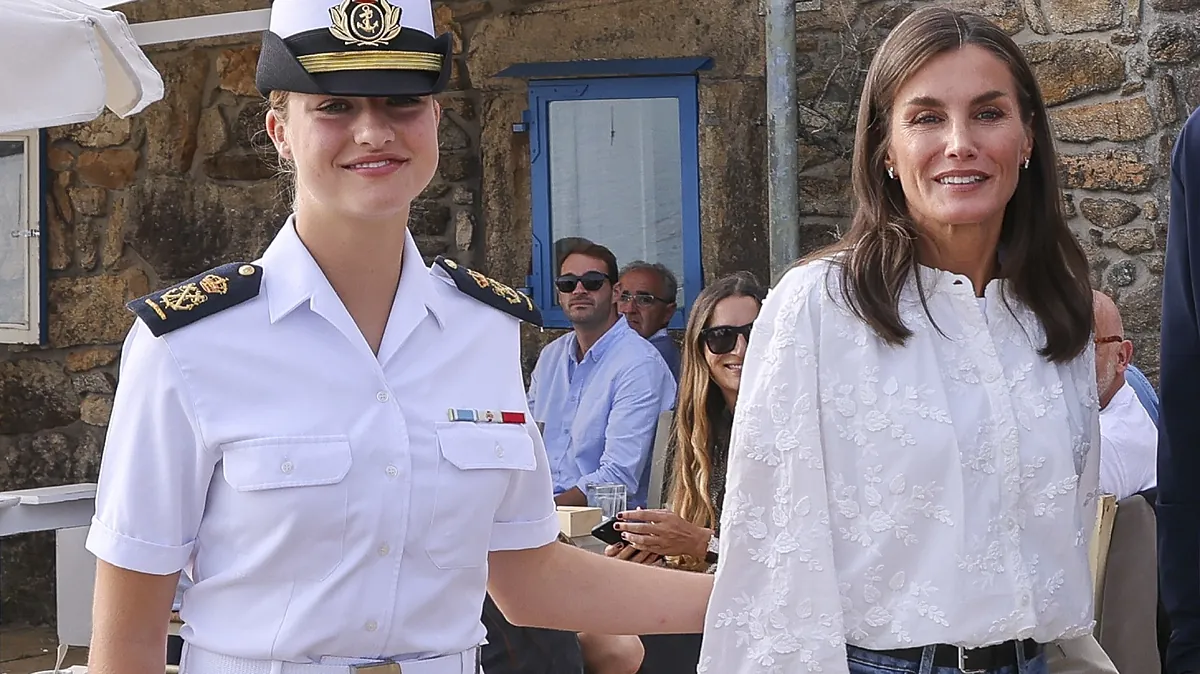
[328,0,403,47]
[435,256,542,327]
[127,262,264,337]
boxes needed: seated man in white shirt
[1094,290,1158,501]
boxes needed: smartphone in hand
[591,516,624,545]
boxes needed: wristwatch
[705,533,719,564]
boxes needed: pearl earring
[1023,157,1030,169]
[887,166,895,180]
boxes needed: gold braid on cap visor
[297,51,444,73]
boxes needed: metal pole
[765,0,799,284]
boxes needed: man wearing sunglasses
[527,241,677,511]
[616,261,680,382]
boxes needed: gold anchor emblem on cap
[329,0,403,47]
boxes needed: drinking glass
[588,483,627,519]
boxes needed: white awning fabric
[0,0,164,134]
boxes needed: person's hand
[603,541,661,565]
[615,509,711,558]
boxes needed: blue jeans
[846,642,1047,674]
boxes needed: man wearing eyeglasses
[615,262,681,382]
[527,241,677,511]
[1093,290,1158,502]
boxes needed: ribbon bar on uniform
[447,409,526,424]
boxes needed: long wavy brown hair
[808,7,1093,363]
[666,272,766,570]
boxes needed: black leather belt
[861,638,1040,672]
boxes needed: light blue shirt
[527,317,677,508]
[648,328,681,382]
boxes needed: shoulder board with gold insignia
[434,256,542,327]
[127,262,263,337]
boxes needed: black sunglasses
[556,271,609,294]
[701,323,753,355]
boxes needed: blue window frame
[516,61,706,330]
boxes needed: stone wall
[0,0,1189,625]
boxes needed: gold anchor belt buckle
[350,664,402,673]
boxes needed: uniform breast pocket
[426,423,537,570]
[220,436,352,582]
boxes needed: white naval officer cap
[255,0,452,98]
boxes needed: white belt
[181,643,480,674]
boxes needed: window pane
[548,97,684,307]
[0,139,28,326]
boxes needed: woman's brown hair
[810,6,1093,363]
[666,271,766,571]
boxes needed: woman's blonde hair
[666,271,765,571]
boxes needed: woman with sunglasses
[605,272,766,569]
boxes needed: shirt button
[376,391,390,403]
[365,620,378,632]
[385,465,399,478]
[378,543,390,557]
[495,444,505,458]
[1020,592,1031,607]
[281,461,294,474]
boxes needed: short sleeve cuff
[84,515,193,576]
[489,511,560,552]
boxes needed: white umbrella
[0,0,164,134]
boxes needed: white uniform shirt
[699,259,1101,674]
[85,218,560,663]
[1098,381,1158,501]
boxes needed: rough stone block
[1149,0,1200,9]
[66,112,133,149]
[1107,227,1156,253]
[954,0,1025,33]
[1039,0,1123,33]
[46,147,74,172]
[1119,279,1165,334]
[198,106,232,157]
[65,348,118,372]
[77,216,98,271]
[799,175,852,217]
[1023,40,1125,105]
[0,360,79,434]
[143,50,211,174]
[1058,150,1154,192]
[1149,23,1200,63]
[46,207,71,272]
[1049,97,1156,142]
[76,149,138,189]
[203,153,277,182]
[70,186,108,218]
[433,4,463,54]
[47,269,148,348]
[217,45,261,98]
[72,371,115,396]
[80,394,115,426]
[439,115,471,151]
[1107,258,1138,287]
[409,199,452,236]
[455,210,475,251]
[1080,198,1141,228]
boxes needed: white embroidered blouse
[698,259,1101,674]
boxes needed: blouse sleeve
[697,264,850,674]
